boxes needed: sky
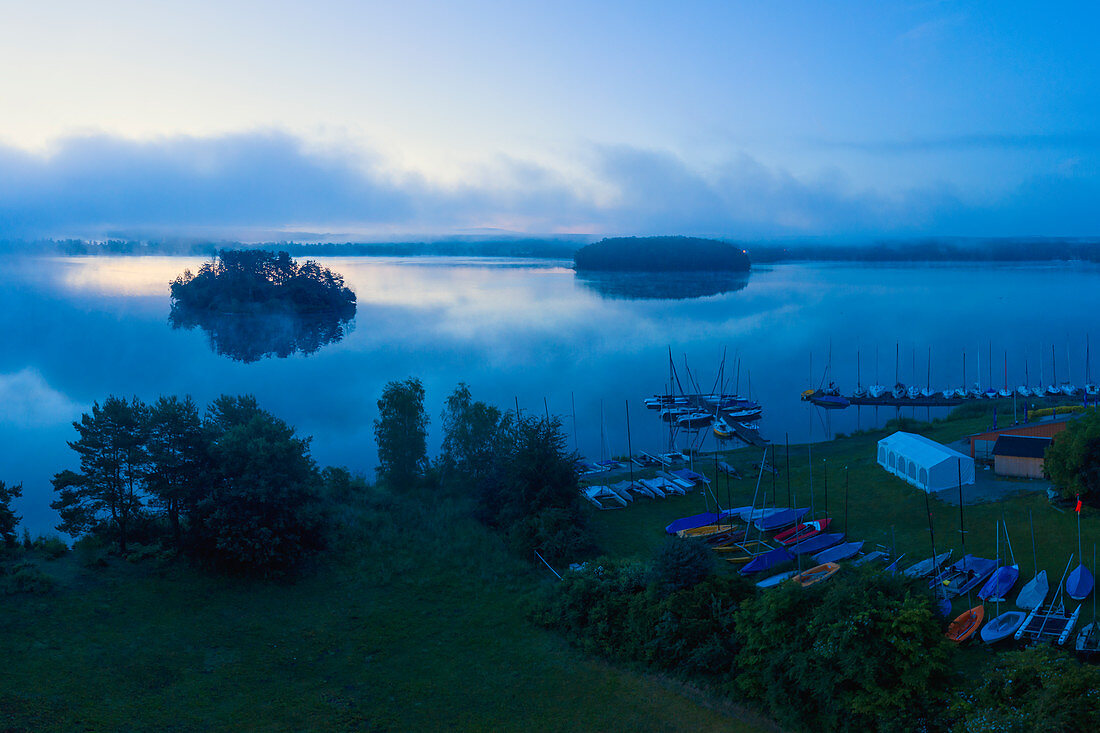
[0,0,1098,240]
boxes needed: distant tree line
[50,394,335,576]
[574,236,751,272]
[170,250,356,316]
[748,237,1100,263]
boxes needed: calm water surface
[3,255,1098,533]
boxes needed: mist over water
[3,255,1099,535]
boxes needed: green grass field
[0,491,769,732]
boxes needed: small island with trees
[169,250,357,362]
[170,249,356,316]
[573,236,751,272]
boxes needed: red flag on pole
[1076,494,1083,513]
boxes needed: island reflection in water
[575,270,750,300]
[169,304,355,363]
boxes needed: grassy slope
[0,493,763,733]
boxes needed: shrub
[2,562,55,595]
[649,539,715,595]
[35,535,69,560]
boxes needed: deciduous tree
[374,378,429,489]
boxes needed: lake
[3,255,1098,535]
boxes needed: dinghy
[1076,622,1100,658]
[664,509,745,535]
[903,550,953,579]
[789,532,845,556]
[937,555,998,597]
[753,507,809,532]
[981,610,1028,643]
[978,522,1018,602]
[852,550,888,567]
[946,605,985,643]
[721,540,775,564]
[756,570,796,588]
[812,540,864,564]
[1016,511,1048,610]
[774,517,831,546]
[791,562,840,587]
[1016,571,1049,611]
[739,548,794,576]
[1067,563,1094,601]
[677,523,738,539]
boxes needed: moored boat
[945,605,985,643]
[791,562,839,587]
[980,610,1028,643]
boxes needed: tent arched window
[908,462,917,480]
[878,446,886,464]
[919,467,928,486]
[888,452,896,470]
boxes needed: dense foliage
[949,646,1100,731]
[574,236,751,272]
[477,413,592,564]
[0,480,22,549]
[170,249,356,315]
[1044,408,1100,501]
[538,561,952,732]
[51,393,329,575]
[374,378,430,489]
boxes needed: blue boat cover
[1067,564,1095,600]
[739,548,794,576]
[754,507,810,531]
[790,532,845,556]
[664,510,739,534]
[812,540,864,564]
[978,565,1019,601]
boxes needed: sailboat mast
[927,346,931,390]
[625,400,634,490]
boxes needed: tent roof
[878,431,972,468]
[992,435,1051,458]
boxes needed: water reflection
[168,305,355,363]
[576,270,751,300]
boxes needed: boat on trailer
[1015,556,1082,646]
[981,610,1028,644]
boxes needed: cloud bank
[0,131,1096,239]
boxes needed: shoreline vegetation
[5,384,1100,730]
[3,235,1100,263]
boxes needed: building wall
[993,455,1045,479]
[969,421,1069,459]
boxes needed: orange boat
[946,605,985,643]
[790,562,839,587]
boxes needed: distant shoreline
[3,236,1100,263]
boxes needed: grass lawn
[0,492,768,732]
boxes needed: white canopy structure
[876,431,975,493]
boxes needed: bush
[34,535,69,560]
[73,535,109,568]
[950,646,1100,731]
[506,506,594,566]
[2,561,55,595]
[649,539,715,595]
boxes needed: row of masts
[820,340,1100,400]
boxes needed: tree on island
[573,236,751,272]
[375,378,430,489]
[171,249,356,315]
[169,250,357,362]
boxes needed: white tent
[876,431,975,493]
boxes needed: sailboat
[1085,336,1099,400]
[998,351,1012,397]
[921,347,936,398]
[1016,356,1031,398]
[946,605,985,643]
[1016,510,1049,610]
[1015,555,1082,645]
[1075,544,1100,657]
[903,550,953,579]
[868,346,886,398]
[853,350,868,398]
[790,562,840,587]
[978,520,1019,602]
[1067,499,1095,601]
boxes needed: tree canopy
[1044,409,1100,501]
[374,378,429,489]
[0,480,22,549]
[573,236,751,272]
